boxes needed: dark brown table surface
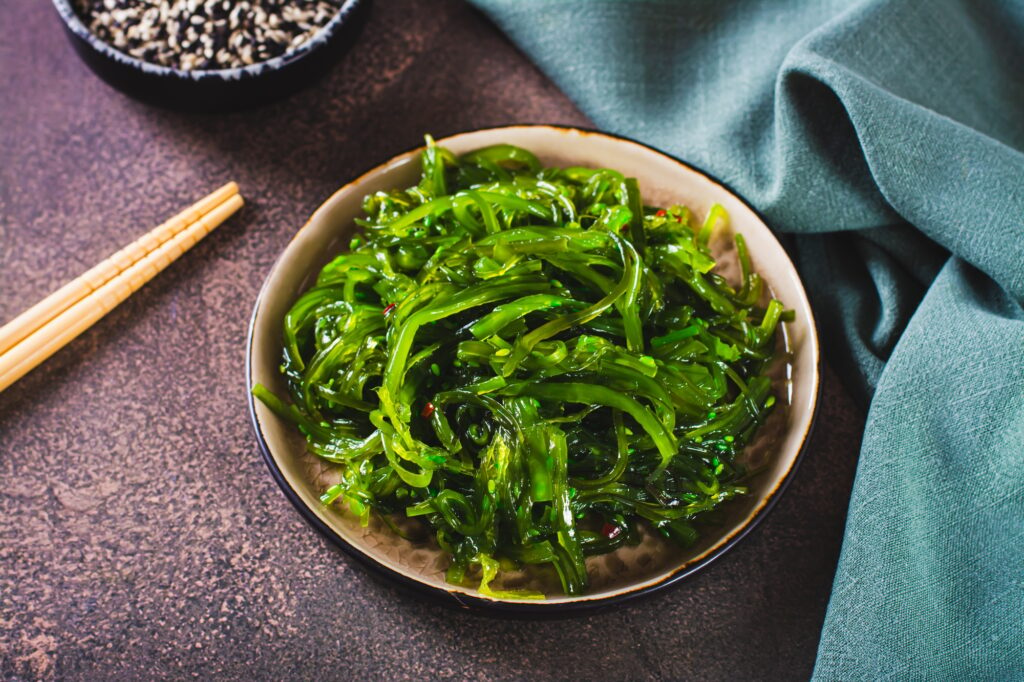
[0,1,865,679]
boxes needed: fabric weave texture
[466,0,1024,677]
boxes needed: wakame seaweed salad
[253,137,790,598]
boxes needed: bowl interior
[248,126,819,606]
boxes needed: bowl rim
[51,0,365,81]
[245,123,822,615]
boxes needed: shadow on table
[126,0,591,220]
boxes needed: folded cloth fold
[468,0,1024,677]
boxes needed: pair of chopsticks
[0,182,244,393]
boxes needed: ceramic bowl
[51,0,370,111]
[247,125,820,614]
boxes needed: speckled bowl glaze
[247,125,821,614]
[52,0,370,111]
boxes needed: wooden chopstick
[0,187,244,393]
[0,181,239,356]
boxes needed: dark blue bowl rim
[245,123,823,616]
[51,0,365,81]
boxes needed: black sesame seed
[212,25,227,50]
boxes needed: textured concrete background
[0,1,865,679]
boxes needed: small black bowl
[52,0,371,111]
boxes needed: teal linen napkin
[467,0,1024,677]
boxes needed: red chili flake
[601,523,622,540]
[655,209,667,217]
[421,402,435,418]
[382,303,396,316]
[619,224,630,233]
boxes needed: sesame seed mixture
[74,0,343,71]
